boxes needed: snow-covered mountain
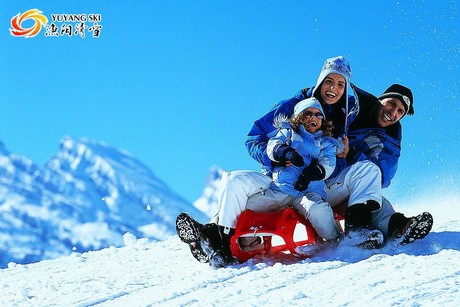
[0,137,206,268]
[193,166,223,218]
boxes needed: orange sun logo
[10,9,48,38]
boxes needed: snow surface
[1,195,459,306]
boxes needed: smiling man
[376,84,414,127]
[324,83,433,249]
[345,83,414,188]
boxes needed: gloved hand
[274,146,304,167]
[285,150,304,167]
[294,160,326,191]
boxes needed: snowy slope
[0,137,206,268]
[0,197,459,306]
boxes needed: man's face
[376,97,406,127]
[319,73,346,105]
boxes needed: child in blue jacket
[245,97,342,242]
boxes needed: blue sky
[1,1,459,203]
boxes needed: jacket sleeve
[245,108,279,168]
[347,130,400,188]
[245,89,309,169]
[267,127,292,162]
[317,138,338,180]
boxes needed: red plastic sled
[230,207,344,262]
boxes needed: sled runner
[230,207,344,261]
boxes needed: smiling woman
[317,74,347,105]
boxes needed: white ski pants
[210,170,272,229]
[210,162,396,238]
[210,169,340,240]
[325,160,395,236]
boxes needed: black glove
[285,150,304,167]
[274,146,304,167]
[294,160,326,191]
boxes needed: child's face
[300,107,323,133]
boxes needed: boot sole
[176,213,209,263]
[400,212,433,245]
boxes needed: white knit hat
[294,97,325,118]
[312,56,352,98]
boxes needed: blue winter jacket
[267,121,339,197]
[333,85,402,188]
[245,85,401,189]
[245,87,357,175]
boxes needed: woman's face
[319,73,346,105]
[300,107,324,133]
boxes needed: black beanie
[379,84,414,116]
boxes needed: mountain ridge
[0,136,207,268]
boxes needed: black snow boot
[176,212,209,263]
[342,201,384,249]
[388,213,411,238]
[388,212,433,245]
[176,213,235,268]
[209,225,235,268]
[344,203,373,231]
[176,213,220,263]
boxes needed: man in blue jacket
[324,84,433,248]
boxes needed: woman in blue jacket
[176,56,355,267]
